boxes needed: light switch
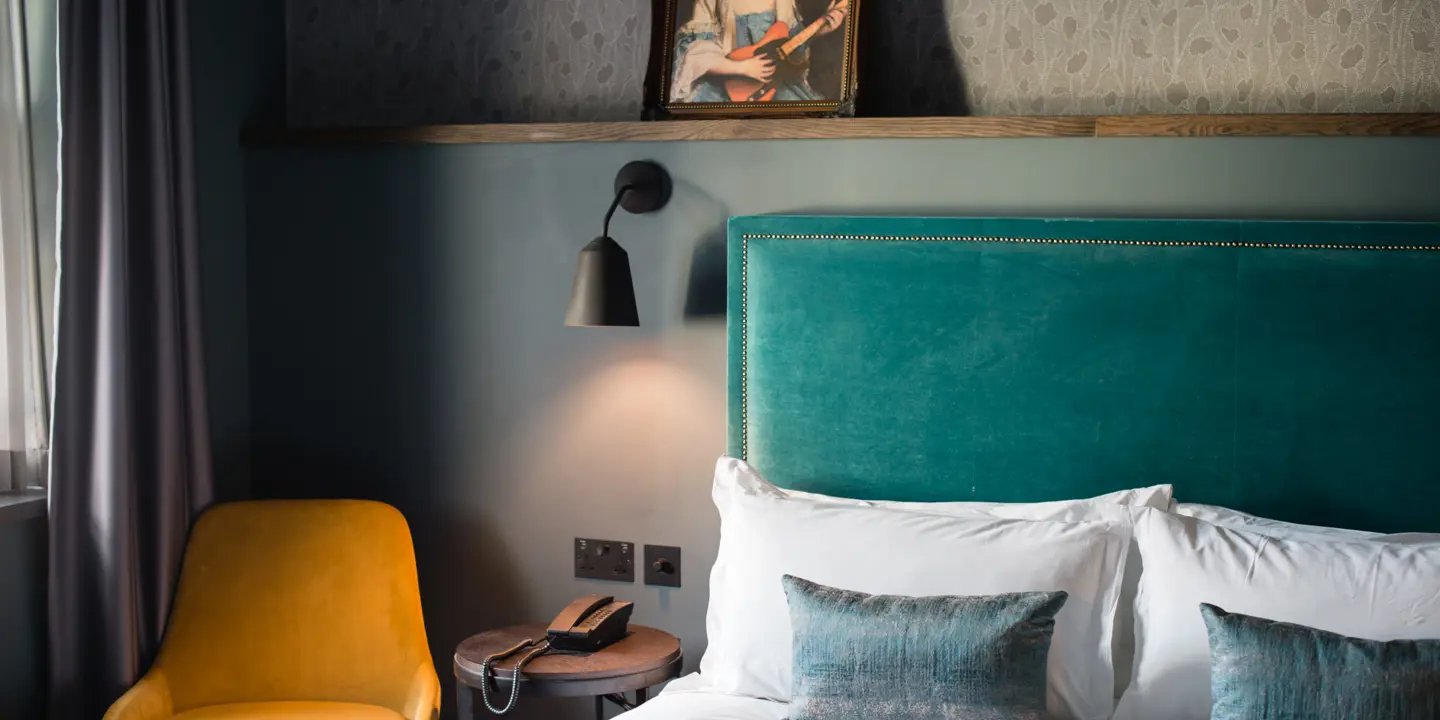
[644,545,681,588]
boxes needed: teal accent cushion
[1202,604,1440,719]
[782,575,1067,720]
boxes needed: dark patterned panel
[287,0,1440,126]
[288,0,651,125]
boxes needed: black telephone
[546,594,634,652]
[479,595,634,715]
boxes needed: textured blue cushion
[782,575,1067,720]
[1202,603,1440,719]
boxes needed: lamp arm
[603,185,634,238]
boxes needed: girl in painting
[670,0,850,103]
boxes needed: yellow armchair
[105,500,440,720]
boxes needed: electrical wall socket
[574,538,634,582]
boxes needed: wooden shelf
[244,113,1440,146]
[1096,113,1440,137]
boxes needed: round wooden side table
[454,624,682,720]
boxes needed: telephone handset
[546,595,635,653]
[479,595,635,715]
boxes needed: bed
[619,675,788,720]
[622,215,1440,719]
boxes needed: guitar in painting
[724,5,847,103]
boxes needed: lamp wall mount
[565,161,672,328]
[614,161,671,215]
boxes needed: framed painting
[647,0,861,118]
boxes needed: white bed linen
[1113,507,1440,720]
[771,471,1173,517]
[1174,502,1383,540]
[703,458,1130,719]
[616,675,788,720]
[728,457,1167,701]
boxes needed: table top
[454,624,682,686]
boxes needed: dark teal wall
[244,136,1440,719]
[190,0,286,502]
[0,515,46,717]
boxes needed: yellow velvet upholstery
[104,500,440,720]
[171,702,406,719]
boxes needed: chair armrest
[402,662,442,720]
[104,670,175,720]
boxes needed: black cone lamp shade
[565,161,671,327]
[565,236,639,327]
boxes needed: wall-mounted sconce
[564,161,672,327]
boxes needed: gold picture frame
[646,0,862,119]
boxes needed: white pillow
[724,458,1166,700]
[784,478,1174,518]
[702,457,1131,719]
[1175,502,1383,540]
[1113,508,1440,720]
[720,457,1156,699]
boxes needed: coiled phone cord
[479,637,551,715]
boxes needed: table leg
[458,684,474,719]
[595,695,606,720]
[636,687,648,704]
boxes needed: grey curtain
[48,0,214,717]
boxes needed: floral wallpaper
[286,0,1439,125]
[288,0,651,124]
[960,0,1438,115]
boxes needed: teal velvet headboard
[726,216,1440,534]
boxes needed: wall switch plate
[644,545,682,588]
[574,538,634,582]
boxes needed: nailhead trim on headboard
[742,234,1440,250]
[740,232,750,460]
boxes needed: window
[0,0,51,492]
